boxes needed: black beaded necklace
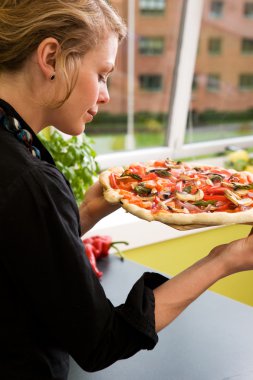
[0,106,41,159]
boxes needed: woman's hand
[79,181,120,235]
[208,227,253,276]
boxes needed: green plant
[39,130,100,205]
[197,108,253,125]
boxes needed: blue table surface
[68,256,253,380]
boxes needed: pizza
[99,158,253,230]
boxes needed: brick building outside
[103,0,253,116]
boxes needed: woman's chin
[73,122,86,135]
[61,125,85,136]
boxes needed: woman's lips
[86,113,93,122]
[88,109,97,117]
[86,110,97,123]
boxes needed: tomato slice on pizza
[99,158,253,229]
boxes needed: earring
[50,73,56,81]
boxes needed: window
[239,74,253,90]
[139,74,162,91]
[207,74,220,91]
[185,0,253,148]
[241,38,253,54]
[209,1,224,18]
[208,38,222,54]
[139,36,165,55]
[91,0,183,156]
[92,0,253,169]
[139,0,166,15]
[87,0,253,258]
[244,2,253,18]
[192,74,198,91]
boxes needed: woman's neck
[0,73,45,134]
[0,72,49,134]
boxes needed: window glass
[244,2,253,18]
[239,74,253,90]
[185,0,253,145]
[209,1,224,18]
[192,74,198,91]
[241,38,253,53]
[139,74,162,91]
[139,0,166,14]
[207,73,220,91]
[89,0,184,155]
[208,37,222,54]
[139,36,165,55]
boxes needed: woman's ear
[36,37,60,80]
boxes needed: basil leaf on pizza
[99,158,253,229]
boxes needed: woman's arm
[80,182,253,333]
[154,229,253,332]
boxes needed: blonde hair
[0,0,127,106]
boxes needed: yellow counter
[123,224,253,306]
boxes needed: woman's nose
[98,83,110,104]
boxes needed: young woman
[0,1,253,379]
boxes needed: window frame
[96,0,253,171]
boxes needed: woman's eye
[98,74,107,83]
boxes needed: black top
[0,99,167,380]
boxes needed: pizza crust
[121,199,253,226]
[99,167,124,204]
[99,166,253,230]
